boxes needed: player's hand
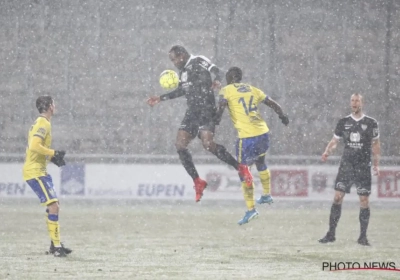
[146,96,161,107]
[321,152,329,162]
[373,166,380,176]
[211,80,221,91]
[279,114,289,126]
[51,150,66,167]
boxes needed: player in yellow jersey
[216,67,289,225]
[23,95,72,257]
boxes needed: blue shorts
[236,133,270,166]
[26,174,58,206]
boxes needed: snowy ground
[0,199,399,280]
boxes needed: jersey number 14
[238,96,257,115]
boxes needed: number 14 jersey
[219,83,269,138]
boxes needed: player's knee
[47,201,59,214]
[359,196,369,208]
[333,193,344,204]
[175,142,186,151]
[255,157,267,171]
[255,161,267,171]
[202,141,216,152]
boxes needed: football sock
[212,144,239,170]
[359,207,370,238]
[241,182,255,210]
[259,169,271,195]
[47,214,61,247]
[177,149,199,180]
[328,203,342,236]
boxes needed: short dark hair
[36,95,54,113]
[352,93,363,101]
[227,67,243,83]
[169,45,189,56]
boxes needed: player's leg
[199,130,239,169]
[199,129,253,186]
[238,173,258,225]
[250,133,273,204]
[358,195,371,246]
[46,201,62,253]
[356,166,372,246]
[232,137,259,225]
[319,162,352,243]
[175,129,197,180]
[319,190,346,243]
[237,183,258,225]
[175,116,206,202]
[26,175,70,256]
[41,175,73,256]
[255,155,273,205]
[46,209,72,256]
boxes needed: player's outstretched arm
[321,137,339,162]
[146,96,161,107]
[147,87,185,107]
[372,138,381,176]
[263,98,289,126]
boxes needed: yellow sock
[47,215,61,247]
[259,169,271,195]
[241,182,255,210]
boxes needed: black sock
[177,149,199,180]
[328,203,342,236]
[211,144,239,170]
[359,207,370,238]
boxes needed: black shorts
[179,110,216,138]
[334,160,372,196]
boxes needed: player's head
[169,45,190,70]
[350,93,363,114]
[226,67,242,84]
[36,95,55,115]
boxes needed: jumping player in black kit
[147,45,253,202]
[318,93,380,246]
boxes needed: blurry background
[0,0,399,160]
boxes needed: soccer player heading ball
[216,67,289,225]
[23,96,72,257]
[147,45,253,202]
[319,93,380,246]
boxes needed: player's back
[23,116,52,180]
[219,83,269,138]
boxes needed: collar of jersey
[184,55,194,68]
[349,114,365,122]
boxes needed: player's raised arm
[146,87,185,107]
[262,98,289,126]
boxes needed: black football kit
[333,114,379,195]
[160,55,221,137]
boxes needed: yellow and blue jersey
[219,83,269,138]
[23,116,53,180]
